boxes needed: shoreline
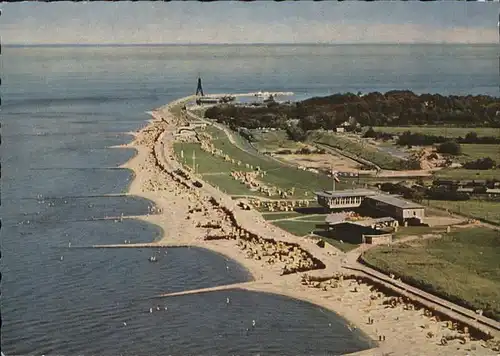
[117,95,497,356]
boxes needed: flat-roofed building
[315,189,377,209]
[364,194,425,224]
[315,188,425,225]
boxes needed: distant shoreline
[4,42,498,48]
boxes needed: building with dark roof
[315,189,425,224]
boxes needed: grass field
[310,131,406,171]
[362,227,500,321]
[373,126,500,138]
[173,142,252,174]
[460,144,500,163]
[433,168,500,180]
[271,220,319,237]
[203,127,362,198]
[393,226,444,239]
[427,200,500,225]
[250,129,303,151]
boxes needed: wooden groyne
[156,281,261,298]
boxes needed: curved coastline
[114,95,497,356]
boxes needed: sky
[1,1,499,45]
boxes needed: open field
[173,142,252,174]
[362,227,500,321]
[433,168,500,180]
[373,126,500,138]
[250,129,302,151]
[460,144,500,163]
[310,131,406,170]
[271,219,319,237]
[202,127,363,197]
[174,127,365,199]
[201,173,268,196]
[427,200,500,225]
[393,225,445,239]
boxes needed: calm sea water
[1,44,498,355]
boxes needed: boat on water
[149,256,158,262]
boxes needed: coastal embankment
[111,94,499,356]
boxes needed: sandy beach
[116,97,499,356]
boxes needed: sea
[1,44,498,356]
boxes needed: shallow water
[2,44,496,355]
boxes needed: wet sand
[118,97,498,356]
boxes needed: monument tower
[196,76,204,96]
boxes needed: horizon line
[4,42,498,48]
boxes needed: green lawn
[199,125,227,140]
[204,127,358,198]
[362,227,500,321]
[251,129,303,152]
[460,144,500,163]
[393,226,444,239]
[272,220,320,237]
[201,173,266,197]
[373,126,500,138]
[427,200,500,225]
[433,168,500,180]
[173,142,251,174]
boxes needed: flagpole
[192,150,196,174]
[332,167,336,192]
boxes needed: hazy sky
[1,1,499,44]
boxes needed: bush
[363,127,377,138]
[437,141,462,155]
[286,124,307,142]
[426,186,470,201]
[463,157,496,170]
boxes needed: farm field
[362,227,500,321]
[427,200,500,225]
[373,126,500,138]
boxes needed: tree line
[364,129,500,146]
[204,90,500,144]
